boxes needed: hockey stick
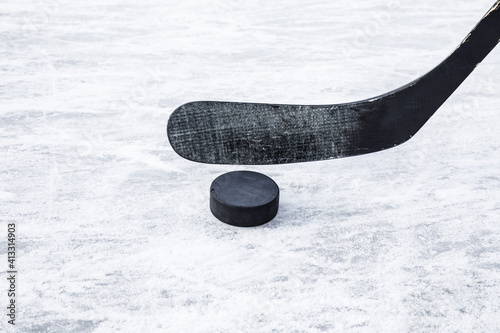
[167,1,500,165]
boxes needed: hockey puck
[210,171,279,227]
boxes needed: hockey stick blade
[168,1,500,165]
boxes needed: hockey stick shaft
[168,1,500,165]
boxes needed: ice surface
[1,0,499,332]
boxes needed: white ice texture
[1,0,499,332]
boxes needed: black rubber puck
[210,171,279,227]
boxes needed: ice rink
[1,0,500,331]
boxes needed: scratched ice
[1,0,499,332]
